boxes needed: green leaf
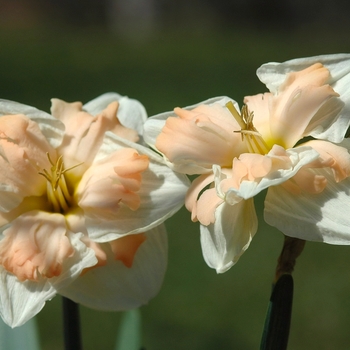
[115,309,143,350]
[260,274,294,350]
[0,317,41,350]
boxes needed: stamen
[226,101,270,155]
[38,153,82,213]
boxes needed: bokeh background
[1,0,350,349]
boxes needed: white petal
[200,199,258,273]
[84,133,190,241]
[257,54,350,92]
[83,92,148,136]
[59,225,167,310]
[264,169,350,244]
[0,99,65,148]
[0,268,56,328]
[257,54,350,143]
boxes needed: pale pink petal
[257,54,350,143]
[185,173,215,222]
[302,139,350,182]
[0,114,56,211]
[285,168,328,194]
[155,103,246,174]
[195,187,224,226]
[214,145,320,202]
[0,211,74,281]
[51,99,139,171]
[269,64,338,148]
[77,148,149,220]
[59,225,167,311]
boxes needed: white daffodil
[144,54,350,273]
[0,92,189,327]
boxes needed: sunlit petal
[200,199,257,273]
[265,169,350,244]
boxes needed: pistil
[226,101,270,155]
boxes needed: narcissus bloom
[144,54,350,273]
[0,93,189,327]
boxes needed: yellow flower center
[38,153,81,213]
[226,101,269,155]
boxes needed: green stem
[260,274,293,350]
[260,236,306,350]
[62,297,83,350]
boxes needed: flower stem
[62,297,83,350]
[260,236,305,350]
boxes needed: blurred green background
[1,1,350,349]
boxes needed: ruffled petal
[200,199,258,273]
[270,64,339,148]
[77,148,149,220]
[0,214,96,327]
[51,99,138,171]
[82,133,190,242]
[83,92,148,137]
[144,96,246,174]
[59,225,167,311]
[264,169,350,244]
[257,53,350,143]
[214,145,320,201]
[0,114,56,212]
[302,139,350,182]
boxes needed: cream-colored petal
[59,225,167,311]
[265,170,350,244]
[200,199,257,273]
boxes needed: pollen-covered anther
[226,101,269,155]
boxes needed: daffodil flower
[0,92,189,327]
[144,54,350,273]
